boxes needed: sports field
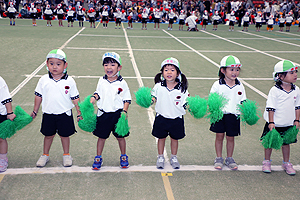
[1,18,300,199]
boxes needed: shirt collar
[103,74,123,82]
[48,72,68,80]
[161,79,181,90]
[275,83,296,91]
[219,77,240,85]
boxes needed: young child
[29,3,37,26]
[0,76,16,172]
[229,11,236,31]
[77,6,85,27]
[255,12,263,32]
[261,60,299,176]
[267,15,274,31]
[210,55,246,170]
[127,8,133,29]
[90,52,131,170]
[285,11,293,32]
[87,7,96,28]
[178,10,186,31]
[44,4,53,27]
[168,9,176,30]
[185,11,198,31]
[212,11,221,31]
[151,57,189,169]
[115,8,122,29]
[153,8,162,30]
[67,6,76,27]
[202,10,208,30]
[278,13,285,32]
[56,4,65,27]
[6,2,18,26]
[101,6,109,28]
[31,49,82,168]
[141,8,148,30]
[242,12,250,32]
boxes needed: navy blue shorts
[152,115,185,140]
[93,109,129,139]
[0,115,7,123]
[210,114,240,137]
[41,113,76,137]
[261,122,297,145]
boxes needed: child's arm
[5,102,16,121]
[72,98,82,121]
[31,96,42,119]
[123,102,130,113]
[294,109,300,129]
[268,110,275,130]
[90,93,100,104]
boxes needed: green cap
[46,49,67,62]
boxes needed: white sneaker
[36,155,49,167]
[63,155,73,167]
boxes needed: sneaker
[36,155,49,167]
[156,156,165,169]
[92,155,103,170]
[63,155,73,167]
[0,158,8,172]
[120,155,129,168]
[225,157,238,170]
[214,157,224,170]
[282,162,296,176]
[262,160,271,173]
[170,156,180,169]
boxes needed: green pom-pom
[134,87,152,108]
[0,120,16,139]
[187,95,207,119]
[14,106,33,131]
[115,112,130,137]
[206,92,228,124]
[261,129,283,150]
[283,126,298,144]
[238,99,261,126]
[78,95,97,132]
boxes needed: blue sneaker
[120,155,129,168]
[92,155,102,170]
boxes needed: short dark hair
[102,57,120,66]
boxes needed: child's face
[46,58,67,76]
[162,65,179,82]
[103,62,122,81]
[280,70,298,83]
[221,67,240,81]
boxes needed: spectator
[20,4,30,18]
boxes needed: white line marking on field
[10,28,86,97]
[276,31,300,37]
[2,164,300,175]
[164,30,269,99]
[202,30,300,66]
[240,31,300,48]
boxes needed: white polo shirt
[210,78,247,115]
[34,73,79,115]
[151,80,189,119]
[263,84,300,127]
[94,75,131,116]
[0,76,12,115]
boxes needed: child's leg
[215,133,225,157]
[264,148,272,160]
[96,138,106,155]
[0,138,8,154]
[43,135,55,154]
[226,136,234,158]
[170,138,178,155]
[157,138,166,155]
[282,144,290,162]
[117,138,126,155]
[60,136,70,154]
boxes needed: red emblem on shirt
[65,86,70,89]
[118,88,123,94]
[238,91,242,95]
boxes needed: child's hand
[268,123,275,131]
[30,111,37,119]
[77,115,83,122]
[294,120,300,129]
[7,113,16,121]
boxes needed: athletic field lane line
[122,24,174,200]
[10,27,85,97]
[163,29,268,99]
[276,31,300,37]
[0,174,5,184]
[202,30,300,66]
